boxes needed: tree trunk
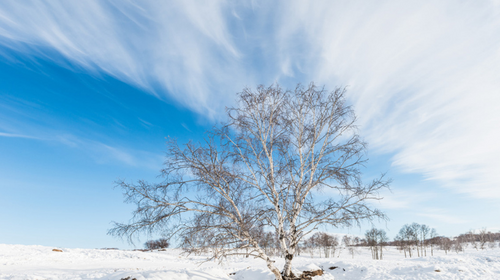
[265,257,283,280]
[282,253,294,278]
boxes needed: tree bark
[266,258,283,280]
[282,253,294,277]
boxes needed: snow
[1,244,500,279]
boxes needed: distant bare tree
[377,229,389,260]
[429,228,438,256]
[367,233,378,259]
[365,228,388,260]
[453,238,464,254]
[303,237,315,258]
[478,228,488,250]
[456,232,469,250]
[488,240,497,249]
[304,232,339,258]
[329,235,340,258]
[394,234,405,256]
[259,231,278,256]
[467,230,479,250]
[396,224,414,258]
[439,237,452,254]
[310,232,325,258]
[420,224,430,256]
[409,223,422,257]
[487,231,497,249]
[109,83,389,280]
[342,235,351,258]
[342,235,360,259]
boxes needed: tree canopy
[110,83,389,280]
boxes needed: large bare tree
[110,83,389,280]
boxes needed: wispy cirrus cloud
[0,132,39,139]
[0,127,161,170]
[0,0,245,118]
[1,0,500,199]
[275,0,500,198]
[418,209,470,225]
[56,133,163,169]
[375,188,438,210]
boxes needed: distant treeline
[149,225,500,260]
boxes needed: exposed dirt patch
[283,269,324,280]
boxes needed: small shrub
[144,238,170,250]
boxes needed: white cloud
[275,0,500,199]
[1,0,500,199]
[0,0,246,119]
[0,132,39,139]
[375,188,431,210]
[55,134,163,169]
[418,210,470,225]
[0,127,162,169]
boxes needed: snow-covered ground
[1,244,499,279]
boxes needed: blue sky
[1,1,499,249]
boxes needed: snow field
[1,244,499,279]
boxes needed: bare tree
[365,229,377,260]
[317,233,329,258]
[467,230,479,250]
[330,235,340,258]
[420,224,430,257]
[409,223,422,257]
[378,229,389,260]
[453,238,464,254]
[109,83,389,280]
[302,236,315,258]
[259,231,278,256]
[394,234,406,257]
[396,224,414,258]
[304,232,338,258]
[342,235,351,258]
[487,231,497,249]
[442,237,452,254]
[365,228,388,260]
[456,232,469,250]
[478,228,488,250]
[429,228,438,256]
[342,235,360,259]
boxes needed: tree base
[282,269,323,280]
